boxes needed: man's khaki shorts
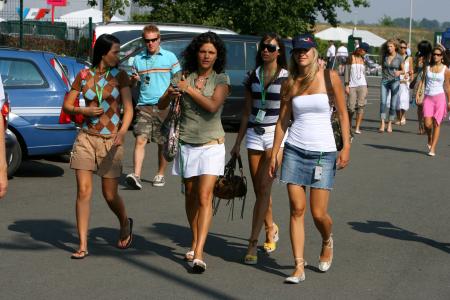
[70,131,124,178]
[133,106,167,144]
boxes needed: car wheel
[7,135,22,178]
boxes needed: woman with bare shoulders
[269,34,351,283]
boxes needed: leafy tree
[132,0,369,37]
[379,15,394,27]
[87,0,132,23]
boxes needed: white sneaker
[125,173,142,190]
[152,175,165,187]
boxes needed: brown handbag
[213,155,247,220]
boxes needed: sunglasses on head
[433,52,442,56]
[143,37,159,44]
[261,43,279,53]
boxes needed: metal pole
[408,0,413,47]
[19,0,23,48]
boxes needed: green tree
[132,0,369,37]
[87,0,131,23]
[379,15,394,27]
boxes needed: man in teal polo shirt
[126,24,181,190]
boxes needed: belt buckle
[253,126,265,135]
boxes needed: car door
[0,52,77,156]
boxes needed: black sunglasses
[433,52,442,56]
[261,43,279,53]
[143,37,159,44]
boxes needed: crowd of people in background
[0,23,444,281]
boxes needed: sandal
[71,250,89,259]
[318,235,334,272]
[192,259,207,273]
[117,218,133,249]
[244,239,258,265]
[185,250,195,262]
[285,258,307,283]
[263,223,279,253]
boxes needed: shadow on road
[3,219,238,299]
[13,160,65,177]
[363,144,425,154]
[348,220,450,254]
[151,222,289,277]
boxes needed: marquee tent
[58,8,123,27]
[315,27,386,47]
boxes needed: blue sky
[336,0,449,24]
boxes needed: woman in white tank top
[268,34,351,283]
[422,45,450,156]
[344,42,370,134]
[396,40,414,126]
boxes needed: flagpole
[408,0,413,47]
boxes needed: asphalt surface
[1,79,450,299]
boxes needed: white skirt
[397,83,410,111]
[172,143,225,178]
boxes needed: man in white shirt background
[326,40,336,69]
[336,44,349,75]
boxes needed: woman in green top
[159,32,230,273]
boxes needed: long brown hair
[381,39,399,68]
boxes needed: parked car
[1,91,21,177]
[0,47,80,175]
[119,33,292,125]
[81,22,238,49]
[57,56,90,84]
[365,54,382,76]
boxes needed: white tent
[315,27,386,47]
[58,8,123,28]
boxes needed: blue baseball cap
[292,33,317,50]
[360,42,370,52]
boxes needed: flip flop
[71,250,89,259]
[118,218,133,249]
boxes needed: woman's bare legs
[424,117,441,154]
[417,104,425,134]
[192,175,216,262]
[101,177,130,247]
[246,148,280,257]
[287,184,307,277]
[310,188,333,263]
[184,177,198,253]
[74,170,93,255]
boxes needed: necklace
[194,75,208,90]
[94,67,110,105]
[144,50,157,85]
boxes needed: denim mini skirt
[280,142,337,190]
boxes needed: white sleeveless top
[286,94,337,152]
[400,59,410,83]
[349,63,367,87]
[425,65,447,96]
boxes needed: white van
[83,22,238,46]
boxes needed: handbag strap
[323,70,336,111]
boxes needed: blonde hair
[381,39,399,67]
[142,24,160,37]
[286,48,319,96]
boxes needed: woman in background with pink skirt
[422,45,450,157]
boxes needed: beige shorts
[347,86,368,113]
[133,106,167,144]
[70,131,124,178]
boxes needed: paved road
[1,83,449,299]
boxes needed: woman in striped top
[231,33,288,265]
